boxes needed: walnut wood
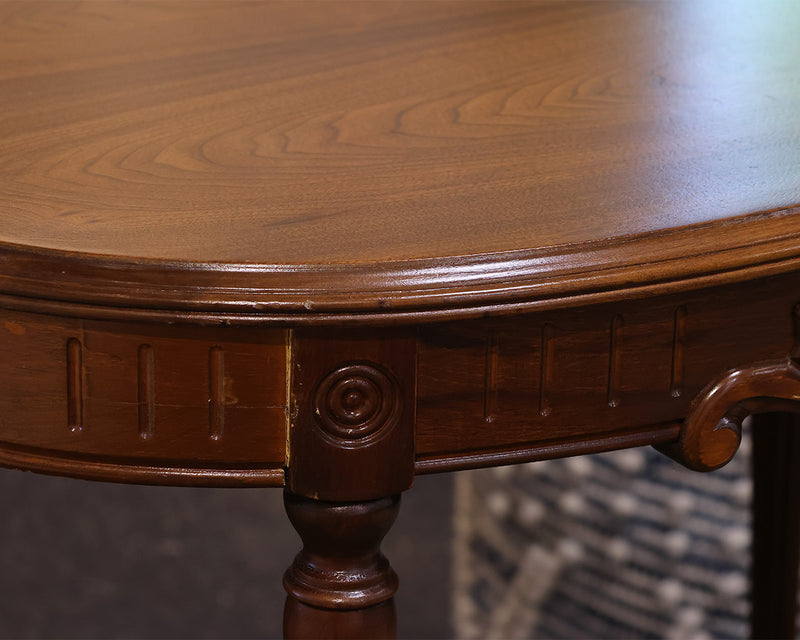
[416,273,799,470]
[283,600,396,640]
[283,492,399,637]
[0,308,287,484]
[751,413,800,639]
[3,2,800,638]
[287,329,416,502]
[2,2,800,321]
[660,359,800,472]
[658,302,800,472]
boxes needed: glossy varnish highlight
[1,2,800,321]
[0,310,288,483]
[3,3,800,637]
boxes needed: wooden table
[2,1,800,637]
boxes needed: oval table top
[2,0,800,321]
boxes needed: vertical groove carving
[137,344,155,439]
[209,346,225,441]
[607,315,624,407]
[671,305,687,398]
[539,323,554,416]
[484,332,499,422]
[66,338,83,433]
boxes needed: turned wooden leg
[751,412,800,639]
[282,491,400,639]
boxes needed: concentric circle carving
[314,363,399,445]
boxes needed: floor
[0,468,453,639]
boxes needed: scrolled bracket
[659,356,800,471]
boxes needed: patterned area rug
[452,423,791,639]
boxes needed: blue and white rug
[452,422,794,639]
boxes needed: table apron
[0,272,797,488]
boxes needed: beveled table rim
[3,207,800,325]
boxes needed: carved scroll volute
[661,357,800,471]
[661,305,800,472]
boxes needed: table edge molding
[414,422,682,474]
[2,209,800,323]
[0,442,286,487]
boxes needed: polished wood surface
[0,308,287,484]
[283,492,400,637]
[415,273,799,471]
[2,1,800,320]
[751,413,800,638]
[288,329,416,501]
[3,1,800,638]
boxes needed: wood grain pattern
[0,308,288,484]
[283,492,400,638]
[415,273,800,471]
[8,272,795,482]
[3,3,800,637]
[2,2,800,320]
[282,492,400,612]
[287,328,416,502]
[660,297,800,472]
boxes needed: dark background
[0,469,453,639]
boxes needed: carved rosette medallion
[313,363,400,447]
